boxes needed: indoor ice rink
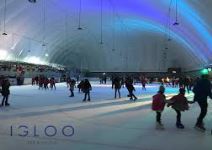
[0,0,212,150]
[0,82,211,150]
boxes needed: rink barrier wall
[8,77,61,86]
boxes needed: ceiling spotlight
[45,53,49,57]
[2,32,7,35]
[28,0,36,3]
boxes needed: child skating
[167,88,194,129]
[152,85,166,129]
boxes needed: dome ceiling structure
[0,0,212,72]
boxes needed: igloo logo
[10,125,75,137]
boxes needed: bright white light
[45,53,49,57]
[0,49,8,60]
[24,56,47,65]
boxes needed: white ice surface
[0,82,211,150]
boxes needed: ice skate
[194,124,206,132]
[176,123,184,129]
[156,122,164,130]
[134,97,138,101]
[5,103,10,106]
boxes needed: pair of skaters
[68,79,92,102]
[152,86,194,130]
[112,76,138,101]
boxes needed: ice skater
[1,78,11,107]
[112,76,121,99]
[152,85,166,129]
[38,76,44,90]
[50,77,56,90]
[125,77,137,101]
[141,77,146,91]
[184,77,191,94]
[69,79,76,97]
[43,77,49,90]
[167,88,194,129]
[77,80,84,93]
[82,79,92,102]
[193,74,212,131]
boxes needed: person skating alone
[112,76,121,99]
[69,79,76,97]
[1,78,11,107]
[82,79,92,102]
[125,77,137,101]
[141,77,146,91]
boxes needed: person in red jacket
[167,88,194,129]
[152,85,166,129]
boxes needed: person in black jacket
[77,80,84,93]
[82,79,92,102]
[125,77,137,101]
[112,76,121,99]
[1,78,11,106]
[193,74,212,131]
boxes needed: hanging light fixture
[2,0,7,35]
[78,0,83,30]
[28,38,31,53]
[173,0,180,26]
[168,1,172,41]
[100,0,103,44]
[112,5,115,51]
[42,0,47,46]
[28,0,36,3]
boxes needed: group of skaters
[161,76,198,94]
[32,76,56,90]
[1,73,212,133]
[152,74,212,132]
[112,76,138,100]
[66,75,138,102]
[65,75,204,104]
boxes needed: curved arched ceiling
[0,0,211,72]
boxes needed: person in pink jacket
[152,85,166,129]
